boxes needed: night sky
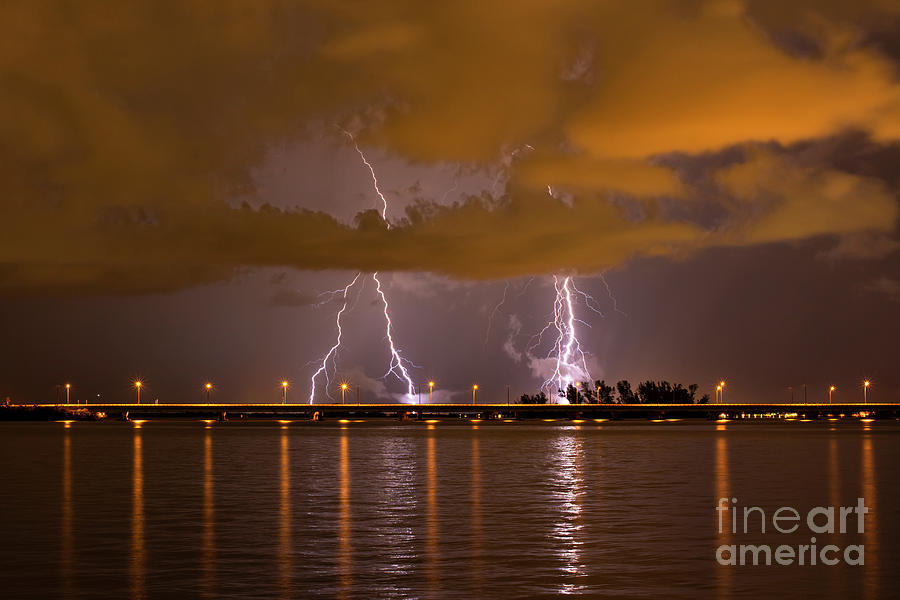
[1,1,899,405]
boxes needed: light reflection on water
[550,433,586,594]
[338,430,352,599]
[202,431,215,598]
[862,430,877,600]
[279,430,292,599]
[130,431,144,600]
[0,420,898,599]
[61,433,72,596]
[715,428,731,599]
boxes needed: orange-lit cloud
[1,0,898,293]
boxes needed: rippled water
[1,419,897,598]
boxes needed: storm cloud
[2,0,899,293]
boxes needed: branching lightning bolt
[541,275,592,401]
[374,272,416,396]
[307,130,417,403]
[308,273,361,403]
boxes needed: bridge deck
[31,402,900,420]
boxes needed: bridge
[33,402,900,421]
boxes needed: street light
[864,380,870,404]
[829,385,835,404]
[134,381,142,404]
[428,381,434,404]
[472,384,478,405]
[574,381,580,404]
[282,381,289,405]
[65,383,71,405]
[719,381,726,404]
[205,382,212,404]
[716,385,722,404]
[341,383,348,405]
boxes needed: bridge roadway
[45,402,900,421]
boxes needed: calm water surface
[1,419,898,598]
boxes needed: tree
[520,392,548,404]
[689,384,699,403]
[579,381,596,404]
[616,380,636,404]
[594,380,615,404]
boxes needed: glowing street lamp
[341,383,348,405]
[719,381,726,404]
[205,382,212,404]
[864,380,870,404]
[65,383,71,405]
[428,381,435,404]
[472,384,478,405]
[134,381,142,404]
[829,385,836,404]
[716,385,722,404]
[282,381,289,405]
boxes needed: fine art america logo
[715,497,869,566]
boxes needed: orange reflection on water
[338,431,352,599]
[279,430,292,598]
[715,433,731,599]
[61,433,73,595]
[131,431,145,600]
[202,431,215,598]
[426,434,439,593]
[862,433,878,599]
[471,435,483,593]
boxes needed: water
[0,419,897,598]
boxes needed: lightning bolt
[307,130,418,403]
[541,275,592,402]
[374,272,416,396]
[309,273,361,403]
[345,131,390,221]
[483,281,510,347]
[598,273,628,317]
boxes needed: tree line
[520,380,711,405]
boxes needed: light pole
[341,383,348,405]
[65,383,71,405]
[716,385,722,404]
[135,381,142,404]
[282,381,288,405]
[719,381,726,404]
[829,385,835,404]
[428,381,434,404]
[574,381,580,404]
[864,380,870,404]
[205,382,212,404]
[472,384,478,405]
